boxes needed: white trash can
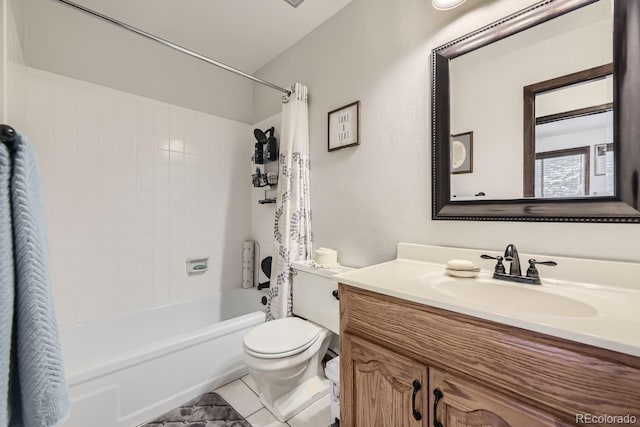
[325,356,340,423]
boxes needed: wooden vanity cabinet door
[429,368,571,427]
[342,333,428,427]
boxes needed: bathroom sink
[421,275,598,317]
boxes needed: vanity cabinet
[429,367,566,427]
[339,285,640,427]
[343,333,427,426]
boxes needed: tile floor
[212,375,333,427]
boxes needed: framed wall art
[594,143,609,176]
[328,101,360,151]
[450,131,473,174]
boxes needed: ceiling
[62,0,352,73]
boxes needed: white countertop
[335,244,640,357]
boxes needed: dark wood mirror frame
[432,0,640,222]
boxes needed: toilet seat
[244,317,322,359]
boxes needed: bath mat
[140,392,251,427]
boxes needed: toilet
[243,261,351,422]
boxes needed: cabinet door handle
[433,388,444,427]
[411,380,422,421]
[332,290,340,300]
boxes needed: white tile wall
[24,67,252,325]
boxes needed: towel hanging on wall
[0,127,70,427]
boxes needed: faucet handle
[526,259,557,279]
[480,254,506,274]
[528,259,558,267]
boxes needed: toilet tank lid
[291,260,353,279]
[244,317,322,355]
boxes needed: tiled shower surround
[25,67,252,326]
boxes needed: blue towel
[1,142,15,427]
[0,133,69,427]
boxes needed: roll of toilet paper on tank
[242,241,255,288]
[314,247,339,269]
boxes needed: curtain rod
[54,0,292,96]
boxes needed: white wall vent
[283,0,305,8]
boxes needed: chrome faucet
[504,244,521,276]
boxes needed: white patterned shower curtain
[267,83,312,321]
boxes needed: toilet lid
[244,317,322,357]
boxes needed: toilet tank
[291,261,353,334]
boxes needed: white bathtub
[60,288,266,427]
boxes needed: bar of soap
[447,259,475,271]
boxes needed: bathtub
[60,288,266,427]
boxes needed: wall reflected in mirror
[449,0,612,201]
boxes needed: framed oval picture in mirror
[451,132,473,174]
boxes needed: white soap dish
[445,267,480,278]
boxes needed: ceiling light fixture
[432,0,466,10]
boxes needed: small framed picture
[594,143,609,176]
[328,101,360,152]
[450,131,473,174]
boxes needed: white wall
[22,0,254,124]
[24,67,252,325]
[1,0,6,121]
[536,77,612,117]
[251,0,640,267]
[1,0,26,126]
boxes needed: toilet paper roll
[242,241,255,288]
[314,247,339,269]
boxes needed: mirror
[432,0,640,222]
[525,65,614,199]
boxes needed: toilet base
[259,375,329,422]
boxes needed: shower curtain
[267,83,312,321]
